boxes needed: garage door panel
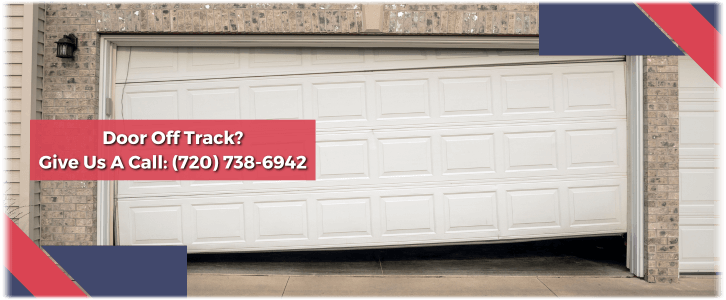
[191,203,245,244]
[568,185,621,227]
[566,128,619,169]
[381,195,436,235]
[122,91,179,120]
[117,47,179,79]
[375,79,430,120]
[118,177,626,252]
[117,121,625,198]
[312,82,367,122]
[254,200,308,241]
[680,111,717,157]
[498,179,626,238]
[680,169,717,202]
[317,139,370,180]
[567,179,627,230]
[679,224,719,272]
[317,198,372,239]
[444,192,498,233]
[563,72,617,111]
[441,134,495,175]
[501,74,555,114]
[186,88,242,119]
[189,47,241,71]
[116,49,626,252]
[117,47,623,84]
[121,204,184,245]
[439,77,493,117]
[504,131,558,172]
[378,137,433,177]
[320,141,370,178]
[679,161,717,218]
[249,85,304,120]
[117,63,626,130]
[507,189,561,230]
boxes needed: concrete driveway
[187,274,720,297]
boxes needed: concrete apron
[187,274,720,297]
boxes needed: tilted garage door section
[115,48,627,253]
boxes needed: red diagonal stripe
[639,3,721,86]
[6,215,87,297]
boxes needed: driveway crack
[537,277,558,297]
[281,276,290,297]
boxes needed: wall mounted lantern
[55,34,78,59]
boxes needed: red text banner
[30,120,315,181]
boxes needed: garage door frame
[96,35,645,277]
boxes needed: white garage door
[115,47,628,253]
[678,56,720,273]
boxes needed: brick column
[41,6,99,246]
[643,55,679,283]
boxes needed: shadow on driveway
[187,235,631,277]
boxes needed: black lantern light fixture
[55,34,78,59]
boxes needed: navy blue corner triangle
[6,268,33,297]
[691,3,720,32]
[540,3,683,55]
[43,246,186,297]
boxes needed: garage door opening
[112,47,628,254]
[187,235,630,276]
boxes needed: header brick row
[45,3,538,35]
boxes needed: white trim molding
[97,36,115,246]
[101,34,539,49]
[626,55,645,278]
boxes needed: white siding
[4,3,43,245]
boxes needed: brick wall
[45,3,540,35]
[642,55,680,283]
[39,181,97,245]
